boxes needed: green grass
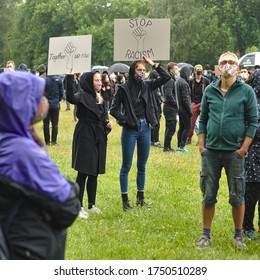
[35,102,260,260]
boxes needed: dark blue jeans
[120,119,151,193]
[200,149,245,207]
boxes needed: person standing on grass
[110,56,171,211]
[0,71,80,259]
[162,62,179,152]
[196,51,258,249]
[242,67,260,240]
[186,64,210,145]
[66,71,112,219]
[175,66,192,153]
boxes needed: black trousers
[163,106,177,149]
[76,172,98,209]
[43,108,60,144]
[243,182,260,231]
[177,112,191,148]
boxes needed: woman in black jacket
[110,56,171,211]
[66,71,112,218]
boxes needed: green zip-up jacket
[199,78,258,150]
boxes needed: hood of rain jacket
[0,71,71,203]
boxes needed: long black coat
[66,74,108,176]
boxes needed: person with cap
[37,64,46,78]
[17,63,28,72]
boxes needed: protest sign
[48,35,92,75]
[114,18,170,61]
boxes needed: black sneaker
[136,199,152,208]
[163,147,174,152]
[123,201,134,211]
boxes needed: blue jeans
[120,119,151,193]
[200,149,245,207]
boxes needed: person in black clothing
[110,56,171,211]
[187,64,210,144]
[43,74,64,145]
[176,66,192,152]
[148,70,164,148]
[66,71,112,218]
[243,67,260,240]
[162,62,179,152]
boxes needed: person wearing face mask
[186,64,210,145]
[0,71,80,259]
[196,51,258,249]
[6,60,15,71]
[110,56,171,211]
[239,66,250,83]
[66,71,113,218]
[162,62,179,152]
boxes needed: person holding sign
[110,56,171,211]
[66,71,112,218]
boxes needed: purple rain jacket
[0,71,80,259]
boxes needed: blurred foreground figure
[0,71,80,260]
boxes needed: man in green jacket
[196,51,258,249]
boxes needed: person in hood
[0,71,80,259]
[175,66,193,152]
[66,71,112,218]
[110,55,171,211]
[196,52,258,249]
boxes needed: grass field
[36,102,260,260]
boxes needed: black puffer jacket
[110,64,170,130]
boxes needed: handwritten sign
[114,18,170,61]
[47,35,92,75]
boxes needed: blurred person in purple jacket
[0,71,80,260]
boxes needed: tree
[9,0,149,69]
[202,0,260,57]
[0,0,22,66]
[148,0,233,69]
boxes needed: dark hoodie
[176,66,192,116]
[110,62,171,130]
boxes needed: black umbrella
[177,63,194,69]
[108,63,130,74]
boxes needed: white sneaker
[78,207,89,219]
[88,205,102,214]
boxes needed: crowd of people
[1,52,260,259]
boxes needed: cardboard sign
[47,35,92,75]
[114,18,170,61]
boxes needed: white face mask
[240,72,248,80]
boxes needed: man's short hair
[194,64,203,71]
[167,62,178,72]
[218,52,239,65]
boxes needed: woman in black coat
[66,71,112,218]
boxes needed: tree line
[0,0,259,70]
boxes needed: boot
[121,193,134,211]
[136,191,152,208]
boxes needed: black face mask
[196,70,202,75]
